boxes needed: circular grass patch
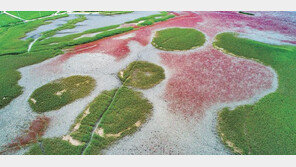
[28,75,96,113]
[118,61,165,89]
[151,28,206,51]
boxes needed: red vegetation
[160,46,275,114]
[7,116,50,149]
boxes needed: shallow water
[23,15,78,40]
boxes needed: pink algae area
[160,47,275,114]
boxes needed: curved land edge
[213,32,296,154]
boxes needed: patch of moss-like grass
[26,138,84,155]
[83,86,153,154]
[28,75,96,113]
[70,89,117,143]
[118,61,165,89]
[214,32,296,154]
[7,11,57,20]
[152,28,206,51]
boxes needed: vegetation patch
[6,11,57,20]
[214,32,296,154]
[70,89,117,143]
[83,86,152,155]
[118,61,165,89]
[0,13,22,27]
[238,11,255,16]
[28,75,96,113]
[151,28,206,51]
[26,138,84,155]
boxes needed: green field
[151,28,206,51]
[26,138,84,155]
[28,75,96,113]
[118,61,165,89]
[214,33,296,154]
[0,13,22,26]
[6,11,57,20]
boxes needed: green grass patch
[214,32,296,155]
[70,89,117,143]
[152,28,206,51]
[28,75,96,113]
[0,13,22,27]
[26,138,84,155]
[118,61,165,89]
[238,11,255,16]
[84,86,153,154]
[6,11,56,20]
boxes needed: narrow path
[28,37,40,52]
[81,87,121,155]
[3,11,25,21]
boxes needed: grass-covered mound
[151,28,206,51]
[118,61,165,89]
[26,138,84,155]
[70,89,117,143]
[28,75,96,113]
[214,32,296,154]
[82,86,152,154]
